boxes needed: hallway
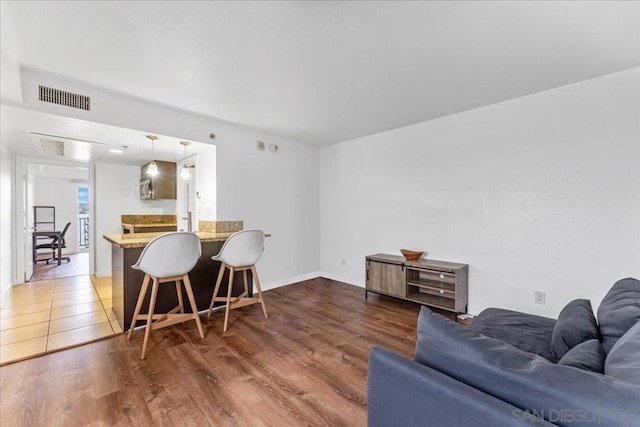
[30,252,89,282]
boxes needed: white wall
[16,69,321,287]
[94,163,177,276]
[320,68,640,317]
[195,147,217,222]
[0,144,14,302]
[216,134,320,289]
[33,176,81,254]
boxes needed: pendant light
[180,141,191,180]
[146,135,159,176]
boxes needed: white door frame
[176,155,197,232]
[13,156,95,283]
[24,171,34,281]
[13,159,28,284]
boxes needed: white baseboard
[317,271,364,288]
[261,271,323,291]
[261,270,365,291]
[94,270,111,278]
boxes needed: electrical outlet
[534,291,546,305]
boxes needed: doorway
[16,160,94,283]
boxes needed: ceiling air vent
[38,85,90,111]
[39,139,65,156]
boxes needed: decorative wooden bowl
[400,249,424,261]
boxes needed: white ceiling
[0,105,213,166]
[1,1,639,146]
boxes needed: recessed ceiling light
[109,149,123,154]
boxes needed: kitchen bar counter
[104,230,270,330]
[120,214,177,234]
[105,231,237,248]
[121,222,177,233]
[121,214,177,224]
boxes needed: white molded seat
[208,230,268,331]
[133,231,201,278]
[127,232,205,359]
[212,229,264,267]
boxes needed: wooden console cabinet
[365,254,468,313]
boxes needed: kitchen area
[1,131,232,363]
[93,136,216,277]
[104,219,261,330]
[100,143,266,332]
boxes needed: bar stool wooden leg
[208,264,226,318]
[242,270,249,297]
[175,280,184,314]
[141,277,160,360]
[251,265,268,319]
[127,274,151,340]
[182,274,205,338]
[223,266,235,332]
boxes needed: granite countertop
[199,220,243,233]
[121,222,177,228]
[103,231,271,248]
[121,214,177,227]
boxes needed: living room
[1,2,639,426]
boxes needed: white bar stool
[127,232,205,359]
[207,229,268,332]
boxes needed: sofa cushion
[369,347,554,427]
[605,319,640,386]
[597,277,640,354]
[550,299,600,361]
[557,339,605,373]
[415,307,640,427]
[468,308,556,361]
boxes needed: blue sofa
[368,278,640,427]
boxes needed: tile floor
[0,275,121,365]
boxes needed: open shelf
[406,278,455,293]
[411,286,455,298]
[406,266,458,311]
[407,289,456,311]
[407,268,456,284]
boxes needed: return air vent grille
[39,139,65,156]
[38,85,90,111]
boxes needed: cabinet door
[367,261,406,298]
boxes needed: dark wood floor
[0,278,425,426]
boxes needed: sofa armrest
[367,346,553,427]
